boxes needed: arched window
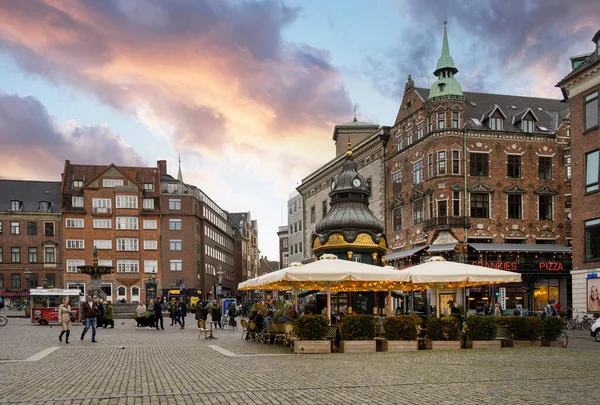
[131,286,140,303]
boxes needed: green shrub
[540,316,563,341]
[465,316,497,340]
[383,315,418,341]
[340,314,375,341]
[508,316,541,341]
[294,315,328,340]
[425,317,461,341]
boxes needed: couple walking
[58,295,99,343]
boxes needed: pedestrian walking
[103,301,114,328]
[177,297,187,330]
[154,297,164,330]
[96,298,105,328]
[168,297,178,326]
[80,295,99,342]
[58,297,72,344]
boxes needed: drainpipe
[463,125,469,317]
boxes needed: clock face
[352,178,362,188]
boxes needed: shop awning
[385,245,428,261]
[468,243,571,253]
[427,243,457,253]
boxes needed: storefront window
[533,279,559,311]
[585,218,600,260]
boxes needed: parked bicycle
[0,314,8,327]
[566,309,593,331]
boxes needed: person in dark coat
[154,297,164,330]
[103,301,114,328]
[210,299,222,329]
[80,295,99,342]
[177,297,187,330]
[95,298,105,328]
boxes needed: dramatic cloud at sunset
[0,0,598,256]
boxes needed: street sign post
[499,287,506,311]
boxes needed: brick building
[60,161,161,303]
[0,180,63,304]
[157,160,235,302]
[557,29,600,316]
[287,191,303,264]
[277,225,289,268]
[229,212,260,300]
[384,24,572,315]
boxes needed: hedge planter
[340,340,376,353]
[512,340,541,348]
[426,340,462,350]
[382,340,419,352]
[294,340,331,354]
[541,340,563,348]
[466,340,502,349]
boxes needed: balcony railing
[423,216,470,232]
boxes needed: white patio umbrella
[399,256,522,317]
[238,254,410,322]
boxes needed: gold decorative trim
[313,233,387,252]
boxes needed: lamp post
[147,272,157,301]
[23,269,31,289]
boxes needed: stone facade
[297,126,390,262]
[287,191,303,264]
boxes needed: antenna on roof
[420,74,430,88]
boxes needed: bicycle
[557,329,568,348]
[0,314,7,327]
[566,308,580,330]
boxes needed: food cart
[29,288,82,325]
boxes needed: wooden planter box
[541,340,563,348]
[382,340,419,352]
[466,340,502,349]
[512,340,541,348]
[426,341,462,351]
[340,340,376,353]
[294,340,331,354]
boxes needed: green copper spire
[428,21,464,100]
[177,154,183,182]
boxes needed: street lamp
[23,269,31,289]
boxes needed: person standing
[493,303,502,317]
[136,302,147,329]
[96,298,105,328]
[168,297,178,326]
[103,301,114,328]
[177,297,187,330]
[80,295,99,342]
[154,297,164,330]
[210,299,222,329]
[58,297,72,344]
[147,299,156,329]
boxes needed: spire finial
[177,154,183,182]
[346,141,353,157]
[353,104,357,122]
[444,19,447,26]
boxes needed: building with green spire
[428,21,464,100]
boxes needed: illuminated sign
[169,289,181,295]
[539,262,564,271]
[471,262,517,271]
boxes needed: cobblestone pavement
[0,318,598,404]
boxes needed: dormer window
[10,200,23,211]
[522,119,534,133]
[38,201,51,212]
[489,117,503,130]
[167,183,178,193]
[72,180,83,188]
[438,83,446,92]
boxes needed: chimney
[157,160,167,176]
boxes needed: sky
[0,0,598,260]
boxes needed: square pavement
[0,317,598,404]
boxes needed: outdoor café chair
[240,319,249,339]
[197,320,215,340]
[247,320,259,341]
[282,322,295,347]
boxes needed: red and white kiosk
[29,288,82,325]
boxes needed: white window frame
[92,198,112,209]
[103,179,124,187]
[143,198,155,210]
[66,259,85,273]
[115,195,138,209]
[144,260,158,273]
[93,219,112,229]
[170,259,183,272]
[93,240,113,250]
[130,286,140,303]
[143,220,157,230]
[169,199,181,210]
[65,218,84,228]
[98,260,112,266]
[116,217,138,230]
[143,183,154,191]
[143,240,158,250]
[66,239,85,249]
[169,219,182,230]
[170,240,182,251]
[72,180,83,188]
[117,260,139,273]
[117,238,139,252]
[72,196,84,207]
[437,151,446,175]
